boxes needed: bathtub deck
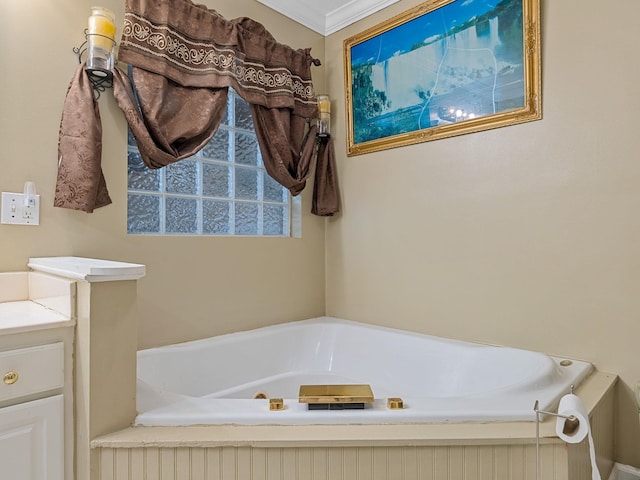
[94,371,615,449]
[92,376,617,480]
[92,373,616,480]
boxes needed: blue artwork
[349,0,526,146]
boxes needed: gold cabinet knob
[387,397,404,409]
[3,371,19,385]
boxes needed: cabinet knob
[3,371,19,385]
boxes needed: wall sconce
[74,7,116,93]
[87,7,116,74]
[316,94,331,138]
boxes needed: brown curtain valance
[54,0,339,216]
[116,0,338,215]
[119,0,318,116]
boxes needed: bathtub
[135,317,593,426]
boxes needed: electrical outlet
[1,192,40,225]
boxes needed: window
[127,88,300,236]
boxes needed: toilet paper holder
[533,385,578,480]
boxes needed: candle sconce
[316,94,331,138]
[73,7,117,96]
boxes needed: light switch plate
[1,192,40,225]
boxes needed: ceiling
[256,0,400,36]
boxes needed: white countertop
[28,256,146,282]
[0,300,75,335]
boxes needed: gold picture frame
[344,0,541,156]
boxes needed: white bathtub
[135,317,593,426]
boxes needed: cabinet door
[0,395,63,480]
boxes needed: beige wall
[324,0,640,467]
[2,0,639,469]
[0,0,327,348]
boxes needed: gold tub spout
[298,384,374,410]
[298,384,374,404]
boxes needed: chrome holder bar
[534,385,576,480]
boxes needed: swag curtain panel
[55,64,113,212]
[117,0,338,209]
[55,0,339,215]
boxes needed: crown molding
[325,0,399,35]
[256,0,399,36]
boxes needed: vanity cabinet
[0,342,65,480]
[0,258,144,480]
[0,270,76,480]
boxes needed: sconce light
[74,7,116,93]
[316,94,331,138]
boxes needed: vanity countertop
[0,300,75,336]
[0,271,76,336]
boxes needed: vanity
[0,257,145,480]
[0,271,75,480]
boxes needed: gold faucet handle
[269,398,284,410]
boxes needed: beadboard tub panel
[96,443,572,480]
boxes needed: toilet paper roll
[555,393,601,480]
[555,393,589,443]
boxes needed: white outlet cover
[1,192,40,225]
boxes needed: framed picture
[344,0,541,156]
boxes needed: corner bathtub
[135,317,592,426]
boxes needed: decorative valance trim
[119,0,318,116]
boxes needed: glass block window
[127,89,300,236]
